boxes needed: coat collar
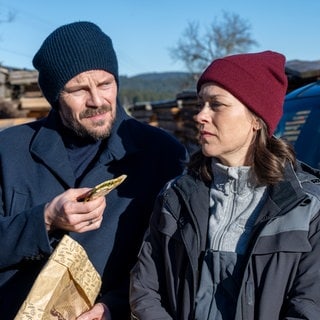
[30,104,139,187]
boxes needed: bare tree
[0,6,16,67]
[170,12,258,76]
[0,10,15,24]
[0,7,16,45]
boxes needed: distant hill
[118,72,195,106]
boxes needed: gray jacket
[130,162,320,319]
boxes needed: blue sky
[0,0,319,76]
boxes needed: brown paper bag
[15,235,102,320]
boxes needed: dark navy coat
[0,105,187,319]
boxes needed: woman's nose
[194,106,210,123]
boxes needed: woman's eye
[210,102,222,109]
[195,102,205,111]
[195,100,223,112]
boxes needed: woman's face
[194,83,260,167]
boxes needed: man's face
[58,70,117,140]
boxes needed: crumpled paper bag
[15,235,102,320]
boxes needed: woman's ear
[253,117,262,131]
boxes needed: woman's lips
[200,130,213,137]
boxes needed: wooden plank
[9,70,39,85]
[0,118,36,131]
[20,97,50,110]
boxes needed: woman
[130,51,320,319]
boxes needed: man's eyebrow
[62,84,86,92]
[63,81,90,90]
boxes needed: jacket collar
[250,161,312,229]
[170,174,210,251]
[268,162,311,215]
[171,161,314,243]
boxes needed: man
[0,21,187,320]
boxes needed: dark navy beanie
[32,21,119,107]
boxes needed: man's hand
[44,188,106,232]
[76,303,111,320]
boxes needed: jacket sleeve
[283,211,320,318]
[130,196,174,320]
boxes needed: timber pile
[151,100,180,133]
[128,90,199,151]
[0,68,50,130]
[0,117,36,131]
[175,91,198,146]
[127,102,154,124]
[9,70,50,118]
[20,96,50,119]
[9,70,38,85]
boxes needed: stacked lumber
[129,91,200,152]
[151,100,180,135]
[0,117,36,131]
[8,70,39,85]
[20,97,50,118]
[175,91,198,146]
[127,102,154,124]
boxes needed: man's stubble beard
[61,105,116,141]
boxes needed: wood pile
[128,90,199,151]
[151,100,180,133]
[175,91,198,147]
[20,96,50,119]
[8,70,38,85]
[0,117,36,131]
[127,102,154,124]
[0,68,50,120]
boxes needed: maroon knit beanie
[196,51,288,136]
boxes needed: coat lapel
[30,113,76,188]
